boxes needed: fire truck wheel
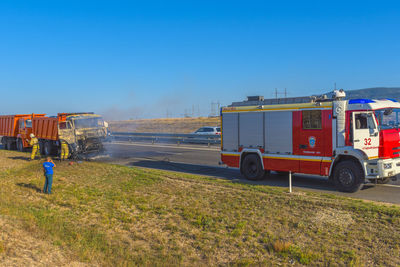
[242,154,265,181]
[333,160,364,192]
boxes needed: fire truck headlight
[384,163,393,170]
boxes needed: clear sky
[0,0,399,120]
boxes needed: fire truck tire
[242,154,265,181]
[333,160,364,192]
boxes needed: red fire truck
[220,90,400,192]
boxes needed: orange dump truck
[1,112,108,156]
[0,114,45,151]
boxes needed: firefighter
[60,139,69,161]
[28,133,40,160]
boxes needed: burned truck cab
[58,113,107,154]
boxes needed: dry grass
[109,116,220,133]
[0,149,399,266]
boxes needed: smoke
[101,106,144,121]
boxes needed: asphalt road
[102,141,400,205]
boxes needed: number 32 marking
[364,138,371,145]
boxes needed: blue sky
[0,0,399,119]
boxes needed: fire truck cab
[221,90,400,192]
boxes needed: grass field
[109,117,220,133]
[0,150,399,266]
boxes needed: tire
[44,142,52,156]
[333,160,364,192]
[2,137,8,150]
[6,139,15,150]
[17,139,24,152]
[241,154,265,181]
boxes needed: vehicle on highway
[193,126,221,135]
[1,112,108,156]
[221,90,400,192]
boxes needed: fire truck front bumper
[376,157,400,178]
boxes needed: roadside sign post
[289,171,292,193]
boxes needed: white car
[193,126,221,135]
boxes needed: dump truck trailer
[0,114,45,151]
[1,112,107,157]
[33,112,108,156]
[221,90,400,192]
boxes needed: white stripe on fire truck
[221,153,332,163]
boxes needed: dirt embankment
[108,117,220,133]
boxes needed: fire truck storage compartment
[265,111,292,154]
[222,111,293,153]
[222,113,239,151]
[239,112,264,148]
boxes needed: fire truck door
[297,110,325,174]
[352,112,379,159]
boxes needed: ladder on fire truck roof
[229,90,346,107]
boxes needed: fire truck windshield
[375,108,400,129]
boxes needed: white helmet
[30,133,35,138]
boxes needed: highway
[102,141,400,205]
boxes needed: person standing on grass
[43,157,56,194]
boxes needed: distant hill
[340,87,400,100]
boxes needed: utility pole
[274,89,289,99]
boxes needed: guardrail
[110,132,221,146]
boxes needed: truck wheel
[7,139,15,150]
[333,160,364,192]
[2,137,8,150]
[242,154,265,181]
[17,139,25,152]
[44,142,52,155]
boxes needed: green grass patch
[0,150,399,266]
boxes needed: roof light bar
[348,99,375,104]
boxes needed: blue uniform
[43,162,55,194]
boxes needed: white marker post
[289,171,292,193]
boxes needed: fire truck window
[19,119,24,129]
[367,114,376,130]
[25,120,32,128]
[355,114,368,129]
[302,110,322,129]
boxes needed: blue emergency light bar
[348,99,375,104]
